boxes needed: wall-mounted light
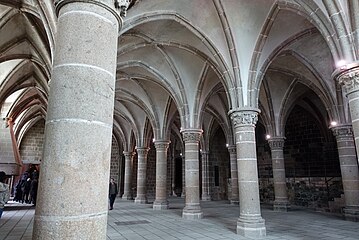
[330,121,337,127]
[265,134,271,140]
[152,138,155,142]
[226,143,229,147]
[179,153,182,156]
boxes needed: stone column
[122,151,134,200]
[181,154,185,197]
[335,64,359,164]
[181,129,203,219]
[32,1,121,239]
[201,151,211,201]
[228,145,239,205]
[229,108,266,238]
[331,125,359,221]
[135,147,149,204]
[268,137,290,211]
[153,141,170,210]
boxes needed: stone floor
[0,197,358,240]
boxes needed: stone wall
[19,119,45,164]
[146,143,156,201]
[256,106,343,209]
[209,127,230,200]
[110,136,121,193]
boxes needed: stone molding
[136,147,149,156]
[181,129,203,142]
[154,141,170,150]
[55,0,123,28]
[331,125,353,138]
[123,151,134,158]
[335,64,359,95]
[228,108,260,128]
[268,137,285,150]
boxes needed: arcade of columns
[16,0,358,239]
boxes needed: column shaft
[230,109,266,238]
[268,137,289,211]
[182,129,203,219]
[201,151,211,201]
[181,155,185,197]
[153,141,170,210]
[122,152,133,200]
[33,1,121,239]
[332,126,359,221]
[135,147,149,204]
[335,65,359,221]
[228,145,239,204]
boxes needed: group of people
[13,170,39,206]
[1,173,118,219]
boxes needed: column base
[134,197,147,204]
[153,200,169,210]
[343,207,359,222]
[273,201,290,212]
[237,216,266,238]
[230,200,239,205]
[122,194,132,200]
[201,194,211,201]
[182,205,203,219]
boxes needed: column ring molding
[55,0,123,29]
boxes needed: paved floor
[0,197,358,240]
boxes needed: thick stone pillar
[228,145,239,205]
[268,137,290,212]
[335,64,359,164]
[135,147,149,204]
[331,125,359,221]
[229,108,266,238]
[181,129,203,219]
[122,151,134,200]
[153,141,170,210]
[32,1,121,239]
[201,151,211,201]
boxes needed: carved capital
[334,63,359,95]
[154,140,170,150]
[331,125,353,138]
[181,129,203,143]
[227,145,236,154]
[55,0,123,28]
[268,137,285,150]
[123,151,134,158]
[228,108,260,128]
[136,147,149,156]
[201,151,209,157]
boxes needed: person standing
[109,178,118,210]
[0,171,10,219]
[30,176,39,206]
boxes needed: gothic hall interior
[0,0,359,239]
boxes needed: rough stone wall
[146,143,156,201]
[284,106,340,178]
[19,119,45,163]
[256,106,342,208]
[209,128,230,200]
[110,137,121,193]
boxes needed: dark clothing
[21,180,31,203]
[30,179,38,205]
[109,182,118,209]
